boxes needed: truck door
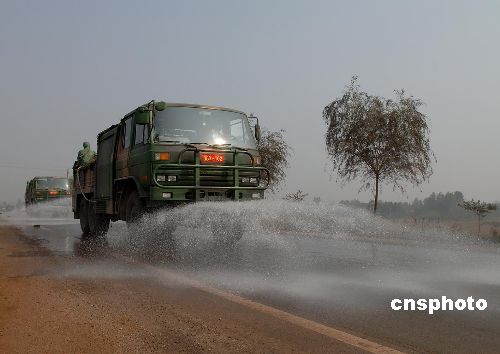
[96,127,118,205]
[128,118,150,188]
[115,116,132,178]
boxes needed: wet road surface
[11,212,500,354]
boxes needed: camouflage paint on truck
[25,177,71,206]
[72,101,269,240]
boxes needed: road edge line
[148,266,405,354]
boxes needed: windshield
[154,107,257,149]
[36,178,69,190]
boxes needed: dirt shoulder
[0,226,361,353]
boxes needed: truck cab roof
[123,102,247,120]
[32,176,67,180]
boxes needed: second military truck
[72,101,268,243]
[26,176,71,206]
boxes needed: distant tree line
[340,191,485,219]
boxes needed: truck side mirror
[255,123,261,141]
[248,114,261,141]
[154,101,166,111]
[135,109,151,124]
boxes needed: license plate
[200,153,224,164]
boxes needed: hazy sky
[1,0,499,204]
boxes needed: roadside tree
[257,129,291,191]
[322,76,435,212]
[459,199,497,235]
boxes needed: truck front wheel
[126,191,144,226]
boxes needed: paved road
[3,202,500,353]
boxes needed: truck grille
[155,168,234,187]
[200,168,233,187]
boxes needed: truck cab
[73,101,269,240]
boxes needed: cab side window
[124,117,132,149]
[116,122,126,156]
[134,124,150,145]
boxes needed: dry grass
[442,220,500,242]
[402,217,500,243]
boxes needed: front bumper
[149,186,264,203]
[149,147,269,203]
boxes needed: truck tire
[88,203,110,237]
[126,191,144,226]
[79,198,90,235]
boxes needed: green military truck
[72,101,269,243]
[25,176,71,206]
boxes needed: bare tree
[459,199,497,235]
[257,129,291,191]
[322,76,435,212]
[284,190,308,202]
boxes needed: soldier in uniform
[77,142,96,167]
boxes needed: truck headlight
[249,177,258,184]
[156,175,166,182]
[241,177,250,183]
[167,175,177,182]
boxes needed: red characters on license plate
[201,153,224,163]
